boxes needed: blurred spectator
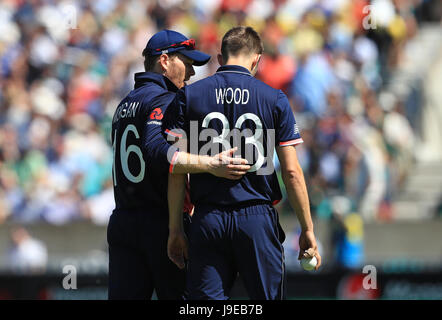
[83,178,114,226]
[330,196,364,269]
[6,227,48,274]
[256,44,296,94]
[290,52,337,117]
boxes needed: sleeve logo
[149,107,164,120]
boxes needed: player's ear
[217,54,224,66]
[159,54,169,73]
[251,54,261,75]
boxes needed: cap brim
[179,49,211,66]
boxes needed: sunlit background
[0,0,441,299]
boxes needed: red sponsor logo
[149,108,163,120]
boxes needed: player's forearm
[171,152,212,174]
[282,164,314,232]
[168,173,187,232]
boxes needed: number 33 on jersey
[163,65,303,207]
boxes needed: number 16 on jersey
[112,125,146,186]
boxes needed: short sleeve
[142,92,179,173]
[275,90,303,147]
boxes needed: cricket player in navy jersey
[108,30,250,300]
[165,26,322,300]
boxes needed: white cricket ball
[300,256,317,271]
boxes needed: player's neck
[224,57,255,73]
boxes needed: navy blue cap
[143,30,211,66]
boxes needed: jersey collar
[216,65,252,76]
[134,72,179,92]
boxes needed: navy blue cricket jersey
[164,65,303,207]
[111,72,179,214]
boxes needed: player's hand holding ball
[300,248,318,271]
[298,231,322,271]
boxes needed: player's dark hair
[143,52,178,72]
[221,26,264,62]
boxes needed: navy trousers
[107,210,189,300]
[186,203,286,300]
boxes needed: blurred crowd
[0,0,441,229]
